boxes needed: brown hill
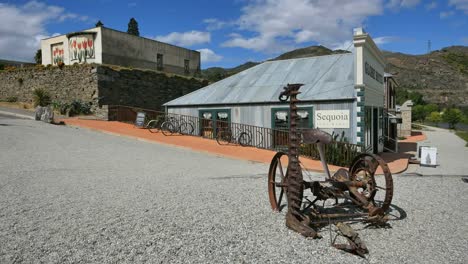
[384,46,468,107]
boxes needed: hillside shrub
[442,108,463,129]
[32,88,51,107]
[6,96,18,102]
[426,111,442,126]
[51,100,92,116]
[68,100,91,116]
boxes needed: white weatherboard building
[165,28,390,154]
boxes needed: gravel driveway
[1,116,467,263]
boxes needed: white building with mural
[164,28,393,154]
[41,26,201,75]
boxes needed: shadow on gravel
[386,203,407,221]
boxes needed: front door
[373,108,378,154]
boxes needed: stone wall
[0,64,98,107]
[0,64,208,117]
[96,66,207,111]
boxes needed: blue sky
[1,0,467,68]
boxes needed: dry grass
[0,101,34,110]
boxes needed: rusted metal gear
[278,83,320,238]
[348,153,394,214]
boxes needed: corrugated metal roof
[164,53,355,106]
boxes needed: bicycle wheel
[254,130,264,148]
[179,122,194,135]
[146,120,159,133]
[161,121,175,136]
[238,131,252,146]
[216,130,232,145]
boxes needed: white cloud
[425,1,437,10]
[221,0,383,54]
[449,0,468,14]
[440,11,455,18]
[197,48,223,63]
[374,36,400,45]
[0,1,89,62]
[155,31,211,47]
[203,18,227,31]
[386,0,421,9]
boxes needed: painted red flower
[83,41,88,49]
[87,39,93,48]
[73,40,76,48]
[53,50,56,56]
[78,43,82,49]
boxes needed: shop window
[272,107,313,147]
[199,109,231,138]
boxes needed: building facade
[41,27,201,76]
[165,28,391,154]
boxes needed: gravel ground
[0,117,467,263]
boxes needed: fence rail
[108,105,362,167]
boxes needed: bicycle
[216,127,252,146]
[160,116,194,136]
[145,115,165,133]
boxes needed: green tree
[409,92,425,105]
[127,18,140,36]
[442,108,463,129]
[412,105,426,122]
[423,104,438,117]
[34,49,42,64]
[95,20,104,27]
[396,89,425,105]
[427,111,442,126]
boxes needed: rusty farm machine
[267,84,394,257]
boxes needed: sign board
[135,112,146,128]
[420,146,437,167]
[315,110,350,128]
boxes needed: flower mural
[69,34,95,63]
[51,44,64,66]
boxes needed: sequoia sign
[315,110,350,128]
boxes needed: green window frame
[198,109,231,138]
[271,107,314,130]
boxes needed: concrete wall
[41,28,102,66]
[41,27,200,76]
[398,100,413,137]
[0,64,207,114]
[100,27,200,75]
